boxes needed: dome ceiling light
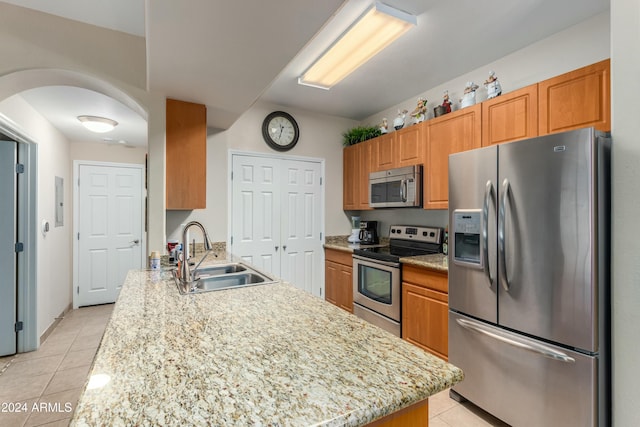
[77,115,118,133]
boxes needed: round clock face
[262,111,299,151]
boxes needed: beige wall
[611,0,640,424]
[0,3,145,91]
[362,12,610,127]
[165,101,358,244]
[0,94,72,337]
[69,141,147,165]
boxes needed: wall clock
[262,111,299,151]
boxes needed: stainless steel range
[352,225,443,336]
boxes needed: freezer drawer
[449,311,602,427]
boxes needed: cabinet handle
[283,245,287,251]
[275,246,279,252]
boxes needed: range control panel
[389,225,443,244]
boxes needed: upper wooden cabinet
[371,125,424,171]
[396,123,424,167]
[166,99,207,210]
[538,59,610,135]
[358,140,375,209]
[482,84,538,146]
[424,104,482,210]
[343,144,359,210]
[343,141,374,211]
[373,132,396,171]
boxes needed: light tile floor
[0,303,509,426]
[0,304,114,427]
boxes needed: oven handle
[353,255,400,268]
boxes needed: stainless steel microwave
[369,165,422,208]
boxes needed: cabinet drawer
[402,265,448,293]
[325,248,353,266]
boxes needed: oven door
[352,255,400,321]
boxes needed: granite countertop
[71,253,463,426]
[400,253,449,273]
[323,235,389,253]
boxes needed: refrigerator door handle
[455,318,576,363]
[498,178,512,291]
[482,180,494,286]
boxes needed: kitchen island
[71,254,463,426]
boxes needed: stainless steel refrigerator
[448,127,610,426]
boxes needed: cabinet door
[325,260,339,306]
[343,144,358,210]
[424,104,482,209]
[482,84,538,146]
[373,132,396,171]
[325,249,354,313]
[402,282,449,360]
[538,59,610,135]
[396,124,424,167]
[166,99,207,209]
[357,140,374,210]
[337,264,354,313]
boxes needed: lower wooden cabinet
[325,249,353,313]
[402,264,448,360]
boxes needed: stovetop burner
[353,225,443,263]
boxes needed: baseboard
[39,303,73,345]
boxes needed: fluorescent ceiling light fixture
[298,2,416,89]
[77,115,118,133]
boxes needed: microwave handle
[400,179,407,202]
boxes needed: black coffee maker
[358,221,379,245]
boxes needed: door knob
[130,239,140,245]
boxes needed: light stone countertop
[400,253,449,273]
[71,253,462,426]
[324,236,389,253]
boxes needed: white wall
[69,141,146,166]
[0,95,72,338]
[362,12,610,127]
[611,0,640,424]
[165,101,359,244]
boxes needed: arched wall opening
[0,68,150,351]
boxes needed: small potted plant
[342,126,382,146]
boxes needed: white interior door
[231,155,282,275]
[77,163,144,306]
[231,154,324,296]
[0,140,17,356]
[280,160,323,295]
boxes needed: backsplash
[350,209,448,238]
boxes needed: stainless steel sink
[193,263,247,279]
[173,262,277,294]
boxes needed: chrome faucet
[179,221,213,291]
